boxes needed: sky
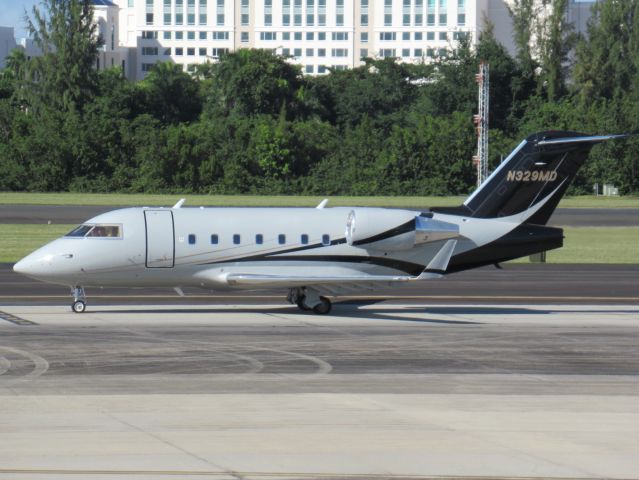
[0,0,597,39]
[0,0,38,38]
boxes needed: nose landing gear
[71,286,86,313]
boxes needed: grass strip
[1,224,637,264]
[1,192,638,208]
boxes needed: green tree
[204,49,305,118]
[140,61,202,124]
[26,0,101,112]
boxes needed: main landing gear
[71,286,86,313]
[287,287,332,314]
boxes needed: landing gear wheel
[296,298,312,311]
[312,296,332,315]
[72,300,86,313]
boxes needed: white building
[111,0,503,79]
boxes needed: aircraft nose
[13,255,39,276]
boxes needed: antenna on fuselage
[316,199,329,209]
[172,198,186,209]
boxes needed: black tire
[72,300,86,313]
[312,297,332,315]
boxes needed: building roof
[91,0,117,6]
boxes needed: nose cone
[13,252,44,278]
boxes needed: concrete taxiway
[1,302,638,479]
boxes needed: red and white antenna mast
[472,61,489,187]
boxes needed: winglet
[418,239,457,278]
[172,198,186,209]
[316,199,329,209]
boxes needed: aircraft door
[144,210,175,268]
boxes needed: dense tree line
[0,0,638,195]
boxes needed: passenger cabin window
[188,234,196,245]
[210,234,218,244]
[278,234,286,245]
[256,234,263,245]
[233,234,241,245]
[322,234,330,246]
[66,224,122,238]
[301,234,309,245]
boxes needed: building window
[188,31,196,39]
[301,234,309,244]
[306,48,314,56]
[260,32,277,40]
[142,47,158,55]
[211,234,219,244]
[427,13,435,25]
[212,47,228,57]
[415,31,422,40]
[402,48,410,57]
[322,234,330,245]
[379,32,396,41]
[318,48,326,57]
[233,234,241,245]
[241,31,249,42]
[163,48,171,55]
[457,13,465,25]
[402,31,410,40]
[318,32,326,40]
[187,47,195,55]
[278,234,286,245]
[142,30,158,39]
[378,48,396,57]
[294,31,302,40]
[360,0,368,25]
[361,32,368,42]
[427,31,434,40]
[176,31,184,39]
[176,13,184,24]
[332,32,348,40]
[305,65,314,73]
[414,48,423,56]
[294,48,302,57]
[142,63,155,72]
[439,31,447,40]
[199,31,207,39]
[360,48,368,58]
[175,47,184,55]
[241,0,249,25]
[188,234,197,245]
[199,47,206,55]
[384,0,392,26]
[332,48,347,57]
[427,48,435,57]
[200,13,207,24]
[439,13,447,25]
[212,31,229,39]
[164,13,171,24]
[318,65,326,73]
[146,13,154,24]
[306,32,314,40]
[256,234,263,244]
[458,0,464,7]
[163,31,171,39]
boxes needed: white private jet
[13,131,626,314]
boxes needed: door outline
[144,210,175,268]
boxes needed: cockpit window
[65,224,122,238]
[65,225,93,237]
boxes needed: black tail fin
[435,131,627,225]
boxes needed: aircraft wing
[224,239,457,289]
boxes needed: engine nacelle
[345,208,459,251]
